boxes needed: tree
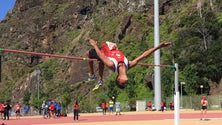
[30,91,42,111]
[107,74,119,100]
[61,84,71,114]
[23,90,31,105]
[161,68,175,99]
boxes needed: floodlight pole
[154,0,161,110]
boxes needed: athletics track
[1,110,222,125]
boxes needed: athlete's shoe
[88,74,96,81]
[92,80,103,91]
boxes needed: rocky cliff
[0,0,168,103]
[0,0,221,110]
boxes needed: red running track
[1,112,222,125]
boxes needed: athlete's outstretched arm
[128,42,171,69]
[89,39,114,70]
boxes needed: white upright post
[154,0,161,111]
[174,63,180,125]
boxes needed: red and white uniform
[101,42,128,73]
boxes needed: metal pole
[90,89,92,112]
[180,83,182,108]
[180,82,185,108]
[200,85,203,94]
[154,0,161,111]
[36,69,41,100]
[174,63,180,125]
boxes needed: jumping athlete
[86,39,171,91]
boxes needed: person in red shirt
[15,102,21,119]
[147,101,152,111]
[200,96,208,120]
[0,102,4,119]
[160,101,165,112]
[101,102,106,115]
[49,101,55,118]
[105,102,109,113]
[87,39,171,91]
[73,100,79,121]
[170,101,174,110]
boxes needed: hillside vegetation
[0,0,222,112]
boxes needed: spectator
[170,102,174,110]
[3,101,11,120]
[57,102,62,117]
[101,102,106,115]
[49,101,55,118]
[109,100,114,115]
[105,102,109,113]
[73,100,79,121]
[160,101,164,112]
[15,102,21,119]
[23,105,29,116]
[115,101,121,115]
[164,102,167,111]
[0,102,4,119]
[41,101,47,118]
[53,101,57,117]
[46,101,50,118]
[147,101,152,111]
[200,96,208,120]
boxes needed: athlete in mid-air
[86,39,171,91]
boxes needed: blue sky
[0,0,16,21]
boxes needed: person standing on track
[57,102,62,117]
[3,101,11,120]
[200,95,208,120]
[73,100,79,121]
[101,102,106,115]
[15,102,21,120]
[160,101,165,112]
[115,101,121,116]
[105,101,109,113]
[108,99,114,115]
[49,101,55,119]
[0,102,4,119]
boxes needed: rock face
[1,0,221,104]
[0,0,163,103]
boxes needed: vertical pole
[200,85,203,94]
[154,0,161,111]
[89,89,92,112]
[180,83,182,108]
[36,69,41,100]
[174,63,180,125]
